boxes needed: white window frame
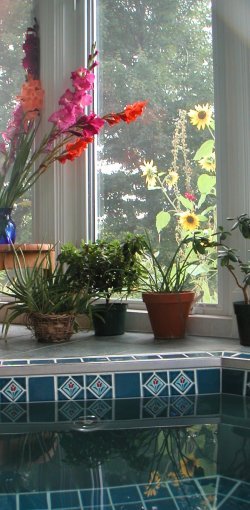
[34,0,250,338]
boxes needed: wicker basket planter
[28,313,75,343]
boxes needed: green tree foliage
[97,0,214,242]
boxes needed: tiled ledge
[0,351,249,402]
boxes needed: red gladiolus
[58,137,93,163]
[121,101,148,123]
[103,101,147,126]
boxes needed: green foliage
[0,247,94,337]
[139,231,216,293]
[217,214,250,304]
[59,233,145,304]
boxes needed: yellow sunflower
[166,170,179,189]
[140,159,158,188]
[188,103,212,130]
[179,212,200,231]
[198,154,216,172]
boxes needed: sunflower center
[187,215,195,224]
[198,111,206,119]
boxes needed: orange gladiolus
[58,137,93,163]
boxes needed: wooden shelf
[0,244,55,270]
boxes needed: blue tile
[218,476,238,495]
[86,374,112,399]
[142,371,169,397]
[28,376,55,402]
[57,376,84,400]
[3,360,28,365]
[222,352,236,357]
[144,500,176,510]
[19,492,48,510]
[234,353,250,359]
[169,370,194,383]
[140,483,171,500]
[30,359,55,364]
[50,490,80,509]
[134,354,161,360]
[233,481,250,500]
[0,494,16,510]
[197,368,220,394]
[115,398,141,420]
[219,498,250,509]
[169,479,198,496]
[56,358,82,363]
[160,353,186,359]
[115,373,140,398]
[184,352,212,357]
[222,368,245,395]
[108,355,134,361]
[80,488,110,506]
[110,485,141,504]
[29,402,56,422]
[82,356,109,362]
[0,377,26,403]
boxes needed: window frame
[34,0,250,338]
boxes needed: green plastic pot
[91,303,128,336]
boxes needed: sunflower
[165,170,179,189]
[179,211,200,231]
[188,103,212,130]
[140,160,158,188]
[198,154,216,172]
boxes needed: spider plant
[0,246,94,337]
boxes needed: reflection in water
[0,423,249,509]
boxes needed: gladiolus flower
[58,137,94,163]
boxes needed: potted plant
[0,247,94,343]
[216,213,250,346]
[58,233,144,336]
[139,231,215,339]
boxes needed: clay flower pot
[142,291,195,339]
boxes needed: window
[95,0,217,307]
[22,0,250,337]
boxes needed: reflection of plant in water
[141,425,217,499]
[0,432,58,493]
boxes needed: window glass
[96,0,216,303]
[0,0,35,243]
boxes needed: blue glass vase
[0,208,16,244]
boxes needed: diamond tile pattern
[59,377,82,400]
[2,378,25,402]
[171,371,194,394]
[144,373,167,395]
[87,375,111,398]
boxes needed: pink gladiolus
[71,68,95,91]
[48,107,77,131]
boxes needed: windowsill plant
[58,233,144,336]
[216,213,250,346]
[0,246,95,343]
[139,230,216,339]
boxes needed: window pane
[0,0,35,243]
[96,0,217,303]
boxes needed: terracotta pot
[142,291,195,339]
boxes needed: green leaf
[197,214,208,222]
[156,211,171,233]
[197,174,216,194]
[178,195,193,209]
[194,139,215,160]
